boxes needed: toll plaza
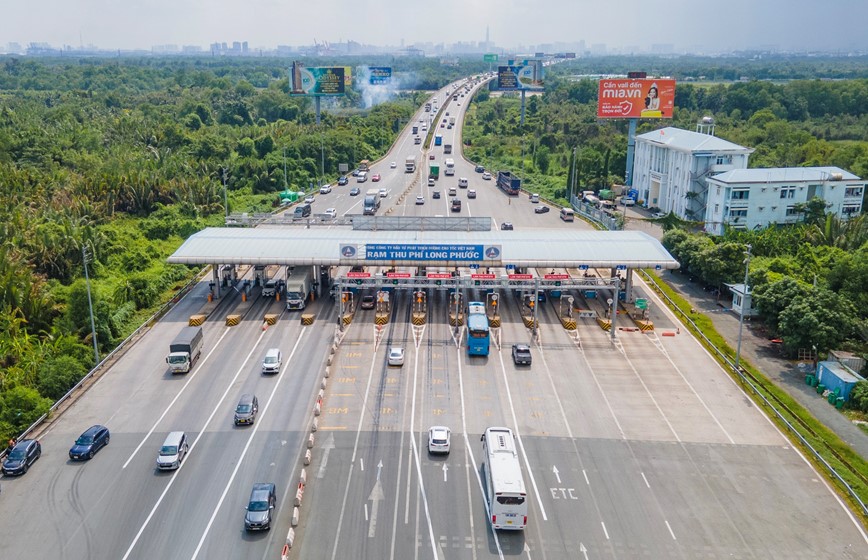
[168,216,679,336]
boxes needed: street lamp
[735,244,752,370]
[82,245,99,366]
[221,167,228,217]
[320,135,325,187]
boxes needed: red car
[371,174,381,182]
[429,154,435,160]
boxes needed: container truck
[412,125,418,135]
[166,326,203,374]
[363,189,381,215]
[429,164,440,180]
[443,144,452,154]
[405,155,416,173]
[285,269,312,310]
[496,171,522,196]
[434,134,443,146]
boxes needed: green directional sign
[483,54,498,62]
[635,298,648,310]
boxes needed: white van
[560,207,575,222]
[458,177,468,188]
[262,348,282,374]
[529,193,540,203]
[357,171,368,183]
[156,431,188,470]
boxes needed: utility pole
[82,245,99,366]
[283,148,288,190]
[221,167,228,217]
[735,244,752,370]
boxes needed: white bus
[481,427,528,530]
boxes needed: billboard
[497,61,544,90]
[597,78,675,119]
[290,62,345,96]
[369,66,392,85]
[365,244,502,262]
[483,53,498,62]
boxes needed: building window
[842,204,861,216]
[780,187,796,199]
[785,206,799,216]
[716,155,732,165]
[731,189,749,200]
[729,209,747,218]
[844,186,863,198]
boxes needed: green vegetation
[0,56,482,442]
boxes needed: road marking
[360,458,364,471]
[121,325,291,559]
[665,519,677,540]
[553,465,561,484]
[601,520,610,540]
[121,325,233,469]
[583,469,590,485]
[189,330,308,560]
[442,463,449,482]
[317,432,336,479]
[367,476,385,537]
[641,472,651,489]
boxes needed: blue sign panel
[369,67,392,85]
[366,244,501,261]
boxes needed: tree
[778,288,860,354]
[0,385,53,440]
[752,276,807,333]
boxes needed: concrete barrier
[311,417,319,432]
[299,468,307,485]
[286,528,296,549]
[292,506,300,527]
[324,366,331,378]
[321,377,328,390]
[307,433,315,448]
[294,482,305,506]
[304,449,312,465]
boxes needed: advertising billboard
[369,66,392,85]
[290,62,346,96]
[497,61,544,90]
[597,78,675,119]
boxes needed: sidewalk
[657,269,868,460]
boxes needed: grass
[642,270,868,527]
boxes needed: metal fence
[638,269,868,519]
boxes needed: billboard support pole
[315,96,321,125]
[625,118,637,187]
[520,89,526,126]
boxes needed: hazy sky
[4,0,867,52]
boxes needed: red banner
[427,273,453,279]
[508,274,533,280]
[347,272,370,278]
[386,272,411,278]
[544,274,570,279]
[471,274,496,279]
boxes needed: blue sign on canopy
[366,244,501,262]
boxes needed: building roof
[636,127,753,154]
[167,227,679,269]
[708,166,860,184]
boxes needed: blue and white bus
[467,301,490,356]
[481,427,528,530]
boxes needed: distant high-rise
[485,26,490,49]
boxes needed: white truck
[166,326,203,374]
[363,188,381,215]
[285,269,313,311]
[405,155,416,173]
[444,158,455,176]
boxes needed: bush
[37,355,88,400]
[0,386,53,440]
[849,381,868,413]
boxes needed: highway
[0,75,866,560]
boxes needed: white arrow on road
[580,542,589,559]
[367,474,385,537]
[316,432,335,479]
[524,542,533,559]
[442,463,448,482]
[553,465,561,484]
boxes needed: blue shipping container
[816,361,862,401]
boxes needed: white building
[704,167,865,235]
[725,283,758,317]
[633,127,753,220]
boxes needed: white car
[482,172,492,180]
[416,195,425,205]
[379,188,388,198]
[390,161,397,168]
[652,211,667,219]
[304,195,315,204]
[324,208,337,218]
[319,185,332,194]
[388,347,404,367]
[428,426,451,455]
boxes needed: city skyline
[4,0,868,55]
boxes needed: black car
[3,439,41,475]
[474,165,485,173]
[69,425,110,460]
[432,191,441,199]
[511,344,532,366]
[349,187,361,196]
[234,394,259,426]
[534,205,551,214]
[501,222,514,230]
[245,482,277,531]
[337,176,349,186]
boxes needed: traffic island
[301,313,315,325]
[264,313,278,325]
[188,314,206,326]
[226,314,241,326]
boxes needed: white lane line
[122,326,233,469]
[364,503,369,521]
[403,337,438,560]
[190,330,308,560]
[665,519,677,540]
[601,521,610,539]
[583,469,590,486]
[619,349,681,442]
[330,334,385,560]
[121,324,273,560]
[496,349,548,522]
[641,472,651,489]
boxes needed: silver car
[428,426,451,454]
